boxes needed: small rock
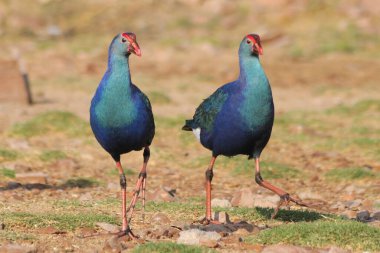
[7,139,29,150]
[341,210,356,219]
[152,213,171,224]
[356,210,370,221]
[211,198,231,208]
[344,199,362,210]
[0,223,5,230]
[0,244,36,253]
[177,229,221,246]
[96,222,120,233]
[231,188,255,207]
[7,181,22,190]
[79,192,92,201]
[372,211,380,220]
[212,211,231,224]
[15,172,48,184]
[262,244,312,253]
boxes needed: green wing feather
[186,88,228,132]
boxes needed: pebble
[148,186,176,202]
[356,210,370,221]
[372,211,380,220]
[79,192,92,201]
[177,229,221,247]
[211,198,231,208]
[96,222,120,233]
[15,172,48,184]
[152,212,171,225]
[344,199,361,210]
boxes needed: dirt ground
[0,1,380,252]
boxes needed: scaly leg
[127,147,150,223]
[200,156,220,224]
[254,158,308,218]
[115,161,137,239]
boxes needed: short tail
[182,120,194,131]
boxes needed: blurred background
[0,0,379,251]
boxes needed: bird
[90,32,155,238]
[182,34,307,223]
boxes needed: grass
[0,167,15,178]
[39,150,67,162]
[325,167,377,181]
[0,211,118,231]
[148,91,172,105]
[10,111,91,138]
[232,160,301,179]
[246,220,380,251]
[61,177,99,188]
[0,230,36,241]
[133,242,215,253]
[146,200,331,223]
[0,148,18,161]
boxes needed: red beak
[254,43,263,55]
[130,41,141,57]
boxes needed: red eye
[246,40,251,44]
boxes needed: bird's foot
[271,193,309,219]
[117,227,140,241]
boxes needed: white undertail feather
[192,128,201,142]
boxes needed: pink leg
[254,158,308,218]
[126,147,149,223]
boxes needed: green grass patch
[133,242,215,253]
[325,167,377,181]
[146,200,330,223]
[0,211,117,231]
[0,167,15,178]
[61,177,99,188]
[10,111,90,138]
[148,91,172,105]
[233,160,301,179]
[246,220,380,251]
[39,150,67,162]
[107,167,136,176]
[326,99,380,115]
[0,230,36,241]
[0,148,18,161]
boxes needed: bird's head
[110,32,141,57]
[239,34,263,57]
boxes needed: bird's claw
[271,193,308,219]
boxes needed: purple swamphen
[90,32,155,238]
[183,34,307,223]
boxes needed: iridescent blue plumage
[89,33,154,236]
[90,34,155,161]
[183,35,274,159]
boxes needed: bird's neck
[238,55,266,87]
[107,54,132,90]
